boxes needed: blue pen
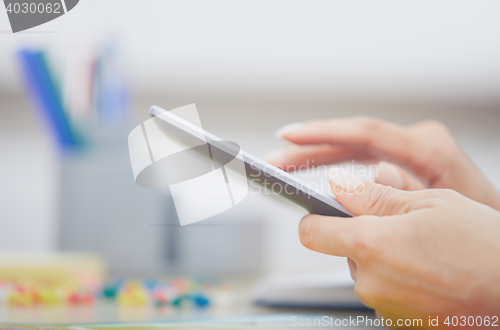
[18,49,79,151]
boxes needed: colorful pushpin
[117,281,149,307]
[8,286,34,307]
[102,280,122,299]
[38,287,62,305]
[171,295,184,307]
[193,293,211,308]
[152,288,169,306]
[68,291,94,305]
[143,278,161,292]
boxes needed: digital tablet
[149,105,353,218]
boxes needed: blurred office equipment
[253,270,365,309]
[0,251,105,286]
[18,49,81,152]
[58,128,263,275]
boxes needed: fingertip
[328,180,345,198]
[262,149,286,165]
[299,214,361,257]
[326,169,367,213]
[376,161,405,189]
[274,122,303,139]
[298,214,323,250]
[327,168,367,194]
[298,214,316,238]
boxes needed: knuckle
[421,119,449,133]
[348,219,380,262]
[421,120,458,150]
[420,188,453,199]
[356,116,383,132]
[351,230,378,263]
[412,188,460,210]
[414,120,455,144]
[364,184,399,215]
[431,188,461,201]
[351,238,372,262]
[350,116,386,148]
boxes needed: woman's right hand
[299,170,500,325]
[265,117,500,211]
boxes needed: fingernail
[274,122,302,138]
[376,161,404,190]
[327,168,365,193]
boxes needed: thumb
[328,168,417,216]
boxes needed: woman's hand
[265,117,500,211]
[301,170,500,326]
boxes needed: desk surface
[0,278,375,327]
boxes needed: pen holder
[57,125,263,276]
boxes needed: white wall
[0,96,58,251]
[1,1,500,103]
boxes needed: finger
[274,117,436,183]
[299,214,365,258]
[263,144,374,171]
[328,168,421,216]
[376,161,427,191]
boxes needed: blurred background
[0,0,500,323]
